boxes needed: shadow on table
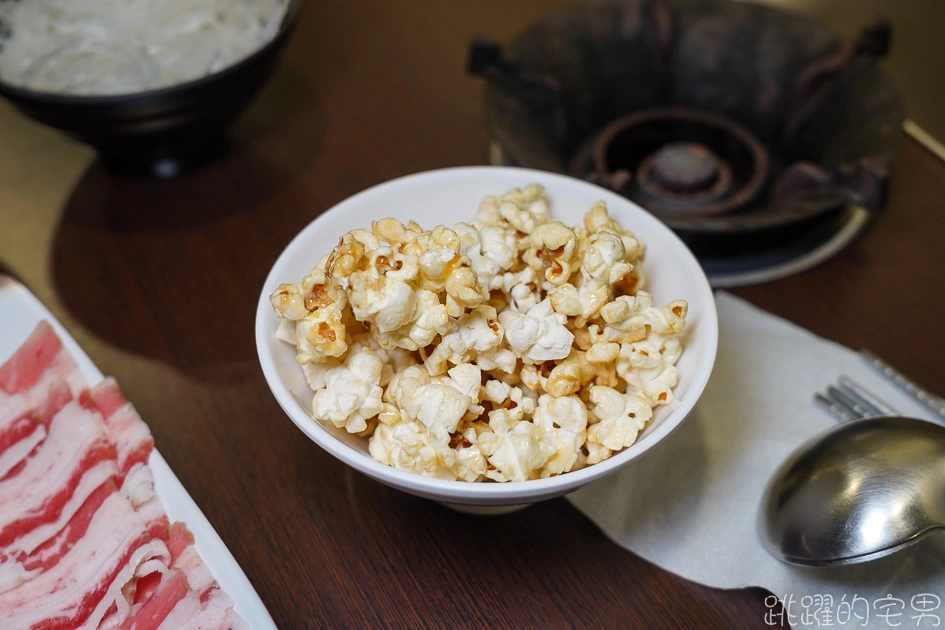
[49,68,324,382]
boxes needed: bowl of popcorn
[256,167,717,512]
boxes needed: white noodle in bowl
[0,0,288,95]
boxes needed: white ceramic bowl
[256,167,718,509]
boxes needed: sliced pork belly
[166,524,215,600]
[116,569,190,630]
[0,383,73,482]
[150,586,237,630]
[0,400,118,559]
[161,525,247,628]
[0,322,86,418]
[0,323,245,629]
[0,491,170,629]
[121,464,170,543]
[83,379,154,486]
[16,481,116,576]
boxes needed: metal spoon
[759,415,945,566]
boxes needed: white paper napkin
[567,292,945,629]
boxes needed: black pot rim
[0,0,302,107]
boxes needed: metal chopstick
[814,393,859,423]
[837,376,896,417]
[860,350,945,420]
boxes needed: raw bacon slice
[117,569,189,630]
[151,586,236,630]
[17,481,115,575]
[0,383,73,482]
[0,400,118,558]
[221,610,250,630]
[0,491,170,630]
[0,322,247,629]
[83,380,154,486]
[0,322,85,415]
[121,464,170,543]
[166,524,214,601]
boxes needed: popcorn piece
[509,283,541,313]
[425,306,503,375]
[369,418,457,480]
[475,184,550,235]
[483,379,512,404]
[295,304,348,363]
[444,266,484,317]
[325,232,369,280]
[302,357,342,390]
[385,364,432,409]
[451,442,488,482]
[548,284,582,317]
[522,222,580,286]
[312,343,387,434]
[617,337,682,407]
[582,232,633,287]
[592,292,686,346]
[478,409,554,482]
[471,347,517,374]
[432,363,485,420]
[586,342,620,363]
[372,217,422,246]
[586,386,653,453]
[480,381,536,422]
[584,441,614,466]
[522,350,599,397]
[348,265,417,334]
[532,395,588,477]
[392,363,480,439]
[275,319,296,345]
[404,225,465,292]
[372,289,452,351]
[443,364,482,400]
[498,266,543,313]
[503,184,551,225]
[499,299,574,363]
[301,268,349,312]
[584,203,644,262]
[403,383,471,438]
[270,283,309,321]
[453,223,518,293]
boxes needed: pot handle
[773,158,889,213]
[467,39,568,151]
[784,20,892,143]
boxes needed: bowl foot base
[437,502,533,516]
[98,135,228,178]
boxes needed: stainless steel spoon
[759,415,945,566]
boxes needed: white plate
[0,276,276,630]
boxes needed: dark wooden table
[2,2,944,628]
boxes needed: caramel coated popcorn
[271,185,687,481]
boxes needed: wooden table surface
[2,2,944,628]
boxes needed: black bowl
[0,0,302,177]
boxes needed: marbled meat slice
[0,382,72,481]
[0,491,170,629]
[82,380,154,487]
[0,400,118,559]
[0,322,85,417]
